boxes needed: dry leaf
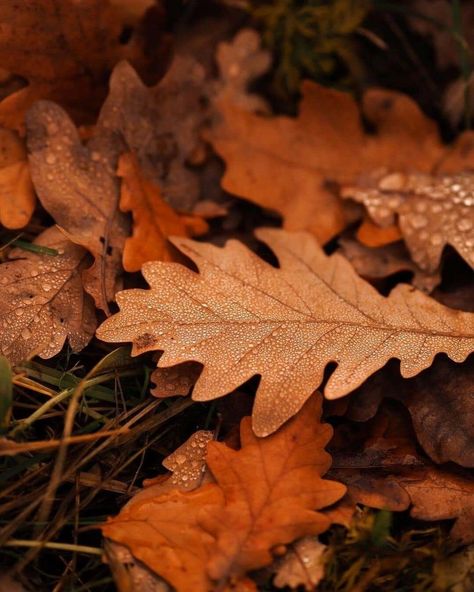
[26,100,128,311]
[273,537,326,591]
[215,29,271,112]
[97,229,474,436]
[162,430,214,491]
[0,0,167,128]
[99,59,207,212]
[329,405,474,543]
[338,237,440,293]
[0,127,35,228]
[151,361,202,398]
[118,153,207,272]
[356,216,402,248]
[343,171,474,272]
[102,394,345,592]
[0,226,95,364]
[209,82,443,244]
[338,357,474,467]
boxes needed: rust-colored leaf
[97,229,474,436]
[273,537,326,591]
[118,153,208,272]
[329,405,474,544]
[0,127,35,228]
[102,394,345,592]
[0,226,95,364]
[26,100,128,311]
[0,0,167,128]
[151,361,202,398]
[343,171,474,272]
[209,83,444,244]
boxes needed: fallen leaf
[0,0,167,128]
[0,226,95,364]
[215,29,271,112]
[433,545,474,592]
[118,153,207,272]
[338,356,474,467]
[151,361,202,398]
[343,171,474,272]
[209,82,444,244]
[273,537,326,591]
[26,100,128,311]
[338,237,440,293]
[356,216,402,248]
[162,430,214,491]
[102,394,345,591]
[97,229,474,437]
[328,404,474,543]
[0,127,35,228]
[99,58,207,212]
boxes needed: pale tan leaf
[97,229,474,436]
[150,361,201,398]
[0,226,95,364]
[162,430,214,491]
[273,537,326,591]
[343,171,474,271]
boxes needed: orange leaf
[209,83,443,244]
[0,128,35,228]
[102,394,345,591]
[118,153,208,272]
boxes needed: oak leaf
[209,82,444,244]
[329,405,474,543]
[162,430,214,491]
[99,59,208,212]
[343,171,474,272]
[0,226,96,364]
[97,229,474,436]
[273,537,326,591]
[102,394,345,592]
[151,361,202,398]
[0,128,35,228]
[0,0,167,129]
[118,153,208,272]
[26,100,128,311]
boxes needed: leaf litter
[1,5,474,591]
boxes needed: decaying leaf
[0,0,167,128]
[151,361,202,398]
[209,82,444,244]
[118,153,207,272]
[97,229,474,436]
[338,237,440,293]
[0,226,95,364]
[329,405,474,543]
[0,127,35,228]
[26,100,128,311]
[162,430,214,491]
[99,58,207,212]
[102,394,345,592]
[338,357,474,467]
[273,537,326,591]
[343,171,474,272]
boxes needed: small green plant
[249,0,370,97]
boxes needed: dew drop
[430,234,442,246]
[21,328,31,340]
[457,218,473,232]
[42,283,51,292]
[411,214,428,229]
[45,153,56,165]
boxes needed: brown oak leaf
[26,100,128,312]
[328,404,474,543]
[151,361,202,398]
[118,153,208,272]
[0,0,168,129]
[97,229,474,436]
[273,537,326,591]
[102,394,345,592]
[0,127,35,228]
[0,226,95,364]
[99,58,208,212]
[162,430,214,491]
[343,171,474,272]
[209,82,444,244]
